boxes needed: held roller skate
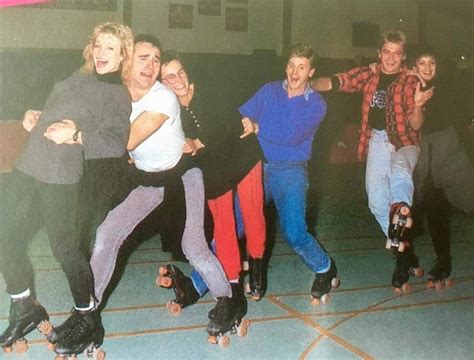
[386,202,413,252]
[311,258,340,304]
[392,246,424,294]
[53,309,105,360]
[207,282,250,347]
[245,257,267,301]
[156,264,200,315]
[427,256,453,291]
[0,296,51,353]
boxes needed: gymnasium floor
[1,163,473,359]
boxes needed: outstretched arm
[310,77,333,92]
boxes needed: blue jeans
[190,160,331,296]
[264,161,330,273]
[365,129,420,237]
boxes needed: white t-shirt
[129,81,185,172]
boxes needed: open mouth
[96,59,109,68]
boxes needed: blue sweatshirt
[239,80,327,162]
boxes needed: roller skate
[1,296,51,353]
[54,309,105,359]
[427,256,453,291]
[207,282,249,347]
[311,257,340,304]
[156,264,200,315]
[386,202,413,252]
[392,246,424,294]
[245,257,267,301]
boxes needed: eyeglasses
[163,69,186,84]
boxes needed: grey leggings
[90,167,231,303]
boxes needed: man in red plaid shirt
[311,30,432,292]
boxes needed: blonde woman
[0,21,133,357]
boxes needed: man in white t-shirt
[89,36,233,330]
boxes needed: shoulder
[308,90,327,111]
[146,82,179,104]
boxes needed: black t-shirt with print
[368,72,399,130]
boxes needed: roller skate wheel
[3,345,13,353]
[400,206,410,216]
[15,339,28,353]
[218,335,230,347]
[167,301,182,315]
[445,278,454,288]
[435,282,444,291]
[38,320,53,335]
[401,282,411,293]
[95,348,106,360]
[310,296,321,305]
[393,287,403,295]
[208,335,218,345]
[158,266,168,276]
[47,342,56,351]
[237,319,250,337]
[156,275,172,288]
[320,293,331,304]
[413,267,424,277]
[242,260,249,271]
[385,239,392,249]
[251,292,261,301]
[331,277,340,288]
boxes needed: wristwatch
[72,129,80,143]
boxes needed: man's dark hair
[288,43,316,68]
[134,34,162,51]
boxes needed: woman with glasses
[157,51,267,338]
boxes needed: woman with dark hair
[0,21,133,357]
[411,46,474,289]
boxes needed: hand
[183,138,204,156]
[369,62,377,74]
[22,110,41,132]
[240,117,258,139]
[43,119,77,145]
[414,82,434,108]
[410,67,426,87]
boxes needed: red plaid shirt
[336,65,420,160]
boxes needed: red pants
[208,161,266,280]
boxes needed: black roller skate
[0,296,50,353]
[386,202,413,252]
[207,282,249,347]
[156,264,200,315]
[427,256,453,291]
[311,258,340,304]
[245,257,267,301]
[54,309,105,359]
[392,246,424,294]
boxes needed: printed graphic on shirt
[371,89,387,109]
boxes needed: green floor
[1,164,473,359]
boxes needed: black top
[181,87,263,199]
[368,72,398,130]
[421,80,453,135]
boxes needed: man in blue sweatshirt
[239,43,339,303]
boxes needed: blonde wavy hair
[81,21,134,84]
